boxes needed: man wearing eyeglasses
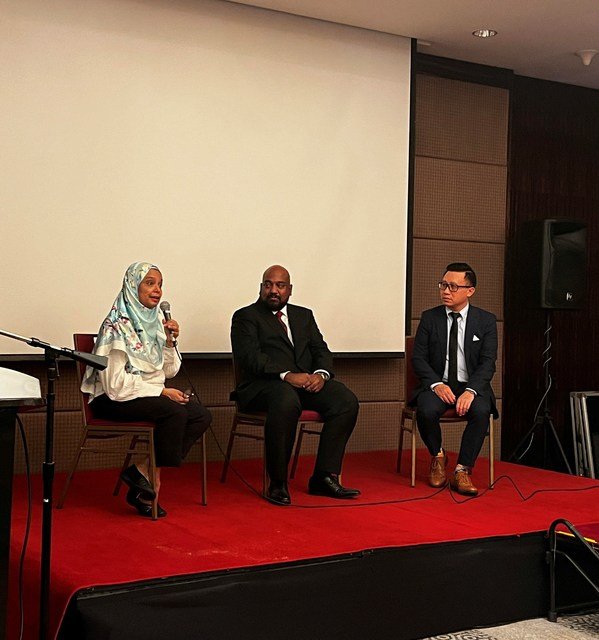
[411,262,498,495]
[231,264,360,506]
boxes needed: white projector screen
[1,0,411,355]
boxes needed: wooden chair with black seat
[397,335,495,488]
[57,333,207,520]
[220,356,323,492]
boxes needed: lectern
[0,368,43,640]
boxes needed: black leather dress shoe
[126,489,167,518]
[265,481,291,506]
[120,465,156,500]
[308,474,361,499]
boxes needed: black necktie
[448,312,460,390]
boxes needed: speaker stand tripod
[509,311,573,473]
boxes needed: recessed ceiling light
[472,29,498,38]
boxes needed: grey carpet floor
[423,611,599,640]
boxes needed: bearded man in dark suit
[411,263,498,496]
[231,265,360,506]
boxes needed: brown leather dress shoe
[449,470,478,496]
[428,451,447,488]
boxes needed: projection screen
[1,0,411,355]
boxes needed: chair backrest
[404,336,421,401]
[73,333,97,424]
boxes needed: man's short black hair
[445,262,477,287]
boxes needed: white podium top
[0,367,43,404]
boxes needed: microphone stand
[0,329,107,640]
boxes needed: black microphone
[160,300,177,346]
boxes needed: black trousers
[243,379,359,483]
[415,382,491,468]
[91,394,212,468]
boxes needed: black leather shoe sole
[126,489,166,518]
[120,465,156,500]
[308,486,360,499]
[264,491,291,506]
[265,481,291,506]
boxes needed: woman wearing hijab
[81,261,211,518]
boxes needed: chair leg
[220,418,238,483]
[397,415,405,473]
[290,424,306,480]
[113,434,141,496]
[488,416,495,488]
[56,431,88,509]
[148,435,158,521]
[262,438,268,496]
[201,431,208,506]
[410,419,417,487]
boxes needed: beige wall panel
[415,75,509,165]
[242,401,403,457]
[334,358,403,402]
[348,401,401,452]
[169,360,235,407]
[411,239,504,320]
[169,358,405,406]
[9,361,405,473]
[413,157,507,243]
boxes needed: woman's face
[137,268,163,309]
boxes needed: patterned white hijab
[81,262,167,397]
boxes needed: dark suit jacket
[230,300,334,407]
[411,304,498,417]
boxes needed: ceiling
[230,0,599,90]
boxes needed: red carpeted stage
[7,450,599,640]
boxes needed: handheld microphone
[160,300,177,346]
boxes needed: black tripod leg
[546,416,573,474]
[508,418,540,462]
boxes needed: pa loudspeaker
[517,219,587,309]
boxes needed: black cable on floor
[172,349,599,510]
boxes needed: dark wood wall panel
[503,76,599,464]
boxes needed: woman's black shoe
[126,488,166,518]
[120,465,156,500]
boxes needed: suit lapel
[435,306,448,350]
[254,301,293,349]
[464,306,477,370]
[285,305,299,351]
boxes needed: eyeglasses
[438,281,472,292]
